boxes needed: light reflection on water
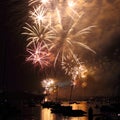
[41,108,55,120]
[40,101,88,120]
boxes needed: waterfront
[21,101,88,120]
[0,94,120,120]
[40,101,88,120]
[21,99,120,120]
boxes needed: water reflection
[41,108,55,120]
[41,102,88,120]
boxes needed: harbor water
[21,100,120,120]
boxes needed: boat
[51,105,72,114]
[51,105,86,117]
[62,109,86,117]
[41,101,61,108]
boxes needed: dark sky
[0,0,120,97]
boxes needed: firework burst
[61,56,90,89]
[22,22,56,47]
[41,78,55,93]
[49,21,96,65]
[26,41,54,69]
[61,57,88,80]
[29,5,48,24]
[23,0,96,79]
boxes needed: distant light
[81,70,88,78]
[72,80,77,86]
[81,82,87,88]
[44,97,48,102]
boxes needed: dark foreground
[0,92,120,120]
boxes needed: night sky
[0,0,120,97]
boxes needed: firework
[50,24,96,65]
[29,5,48,24]
[22,22,56,47]
[72,64,88,80]
[61,56,88,81]
[41,78,55,93]
[45,1,95,65]
[61,57,80,76]
[28,0,41,6]
[28,0,51,6]
[26,41,53,69]
[23,0,96,78]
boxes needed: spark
[26,41,53,69]
[29,5,48,24]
